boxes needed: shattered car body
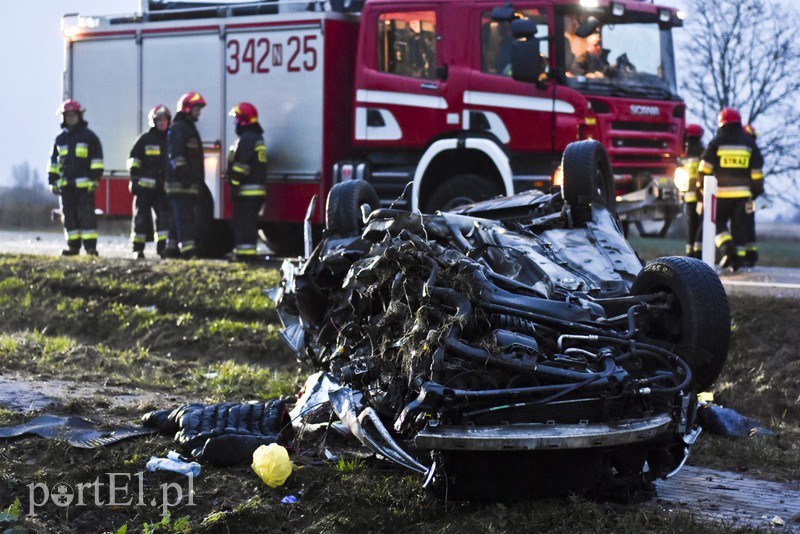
[273,141,730,500]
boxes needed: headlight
[673,166,689,192]
[552,165,563,188]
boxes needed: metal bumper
[414,414,673,451]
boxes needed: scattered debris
[146,450,201,477]
[252,443,293,488]
[142,400,291,466]
[696,402,775,438]
[0,414,156,448]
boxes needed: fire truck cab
[63,0,685,255]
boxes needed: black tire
[325,180,380,235]
[630,256,730,391]
[423,174,503,213]
[195,183,235,258]
[561,140,616,225]
[259,222,305,257]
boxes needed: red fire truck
[62,0,686,255]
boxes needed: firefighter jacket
[682,137,704,203]
[48,122,104,190]
[127,127,168,193]
[699,124,764,199]
[167,112,204,194]
[227,123,268,198]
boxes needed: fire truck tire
[423,175,503,213]
[630,256,730,392]
[259,222,304,257]
[561,140,616,225]
[194,184,235,258]
[325,180,380,235]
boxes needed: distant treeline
[0,184,59,230]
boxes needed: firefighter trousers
[715,197,748,268]
[132,190,172,253]
[685,200,701,257]
[169,193,198,257]
[232,196,264,258]
[59,186,97,252]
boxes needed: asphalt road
[718,266,800,298]
[3,228,799,297]
[0,228,273,260]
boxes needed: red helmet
[57,99,84,115]
[743,124,758,138]
[717,107,741,127]
[177,92,206,114]
[229,102,259,126]
[686,124,704,138]
[148,104,172,127]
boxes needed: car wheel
[561,140,617,225]
[630,256,730,391]
[325,180,380,235]
[423,175,503,213]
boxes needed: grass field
[628,234,800,267]
[0,254,797,533]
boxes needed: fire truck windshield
[564,21,678,100]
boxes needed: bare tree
[680,0,800,210]
[10,161,45,191]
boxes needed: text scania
[27,472,195,516]
[630,105,660,116]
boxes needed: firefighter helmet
[148,104,172,127]
[57,99,84,116]
[744,124,758,138]
[177,92,206,114]
[686,124,704,138]
[229,102,259,126]
[717,107,741,127]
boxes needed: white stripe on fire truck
[356,90,448,110]
[463,91,575,114]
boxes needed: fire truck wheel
[195,184,235,258]
[630,256,730,392]
[326,180,380,235]
[561,140,616,225]
[424,175,503,213]
[259,222,305,257]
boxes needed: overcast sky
[0,0,691,188]
[0,1,141,186]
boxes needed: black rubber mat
[0,415,157,448]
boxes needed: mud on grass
[0,254,796,532]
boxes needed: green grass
[628,234,800,267]
[0,253,796,533]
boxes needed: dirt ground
[0,254,798,533]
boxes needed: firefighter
[698,108,764,271]
[128,105,173,259]
[743,124,762,267]
[48,99,104,256]
[166,92,206,259]
[681,124,705,258]
[226,102,268,262]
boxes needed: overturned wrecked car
[272,141,730,501]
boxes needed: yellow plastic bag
[252,443,292,488]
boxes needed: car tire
[423,174,503,213]
[325,180,380,235]
[561,140,617,225]
[630,256,730,392]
